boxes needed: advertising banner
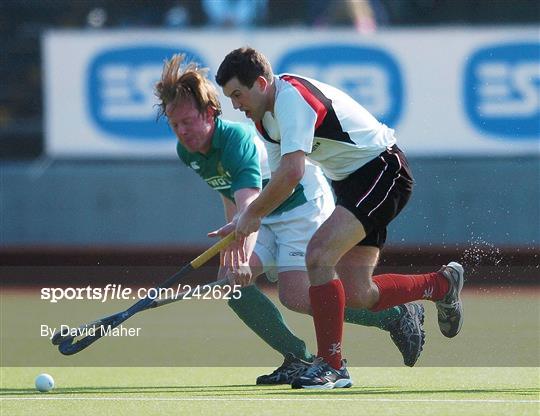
[43,28,539,157]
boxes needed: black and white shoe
[436,262,465,338]
[388,303,425,367]
[256,353,312,385]
[291,357,353,390]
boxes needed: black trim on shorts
[331,145,414,249]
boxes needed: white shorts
[253,193,335,282]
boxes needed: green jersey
[177,118,306,215]
[177,118,260,202]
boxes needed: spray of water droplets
[461,235,503,276]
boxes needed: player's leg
[293,147,417,389]
[277,263,407,331]
[226,225,314,384]
[304,205,366,365]
[277,270,311,314]
[270,193,335,314]
[370,263,464,338]
[274,193,424,368]
[251,269,315,385]
[336,244,380,309]
[335,238,461,346]
[273,198,414,332]
[338,245,425,367]
[278,265,424,367]
[327,147,462,330]
[290,207,361,389]
[339,146,463,335]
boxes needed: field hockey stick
[53,233,235,355]
[52,278,232,346]
[52,277,232,349]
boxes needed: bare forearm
[246,150,305,218]
[221,196,237,222]
[247,173,295,217]
[232,189,260,259]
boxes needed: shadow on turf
[275,387,540,397]
[0,385,269,396]
[2,386,539,397]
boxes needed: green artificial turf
[1,367,539,416]
[1,288,538,415]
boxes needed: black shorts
[331,145,413,249]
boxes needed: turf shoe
[256,353,312,385]
[291,357,353,389]
[387,303,425,367]
[436,261,465,338]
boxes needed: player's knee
[305,241,330,270]
[279,292,310,315]
[345,287,377,309]
[345,295,371,309]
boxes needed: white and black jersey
[255,74,397,181]
[254,74,413,248]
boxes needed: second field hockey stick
[52,233,235,355]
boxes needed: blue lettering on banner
[87,46,206,139]
[464,42,540,139]
[276,45,403,127]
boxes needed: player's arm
[212,148,307,242]
[239,150,305,230]
[219,189,260,283]
[234,86,316,237]
[231,187,261,262]
[210,150,305,241]
[221,194,237,223]
[218,125,263,264]
[217,195,237,280]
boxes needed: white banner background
[43,28,540,158]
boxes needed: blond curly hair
[155,54,222,119]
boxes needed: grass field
[1,288,539,415]
[1,367,539,415]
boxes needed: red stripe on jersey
[281,75,327,129]
[255,121,264,135]
[255,121,279,144]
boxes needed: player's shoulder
[216,118,257,149]
[275,73,318,104]
[215,119,259,168]
[277,73,321,88]
[278,73,334,95]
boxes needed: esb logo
[464,42,540,139]
[87,46,206,139]
[276,45,403,127]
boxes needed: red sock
[370,272,449,312]
[309,279,345,370]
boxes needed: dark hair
[155,54,222,119]
[215,47,273,88]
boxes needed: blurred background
[0,0,538,369]
[1,0,539,285]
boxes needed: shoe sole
[405,303,425,367]
[256,381,290,385]
[438,261,464,338]
[447,262,465,295]
[296,378,353,390]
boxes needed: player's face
[166,98,214,154]
[222,76,268,122]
